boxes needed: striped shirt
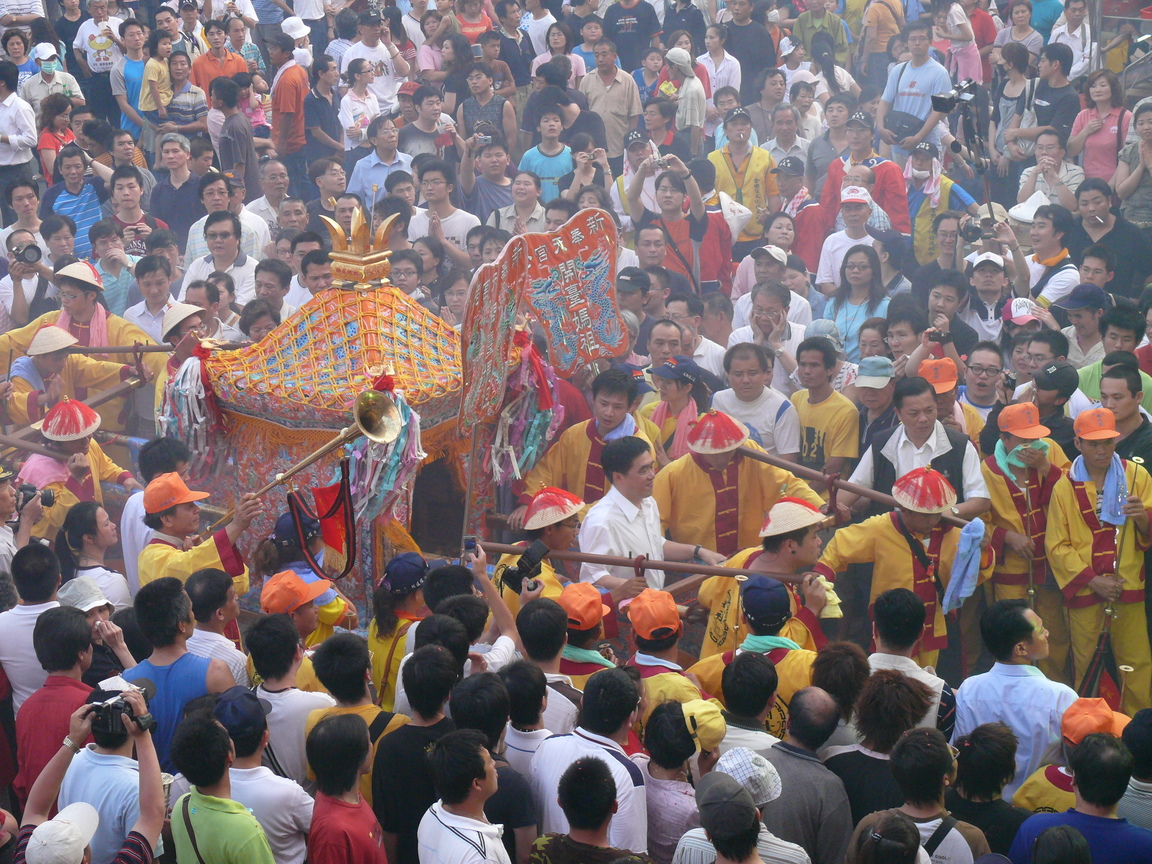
[167,81,208,132]
[673,826,811,864]
[1119,778,1152,831]
[44,182,105,259]
[187,627,249,687]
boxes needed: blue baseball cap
[1054,283,1108,311]
[381,551,429,595]
[856,356,895,389]
[611,362,654,395]
[741,575,791,630]
[213,687,271,741]
[651,355,704,384]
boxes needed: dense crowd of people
[0,0,1152,863]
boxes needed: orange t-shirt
[271,63,309,154]
[457,11,492,44]
[191,50,249,98]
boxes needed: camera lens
[15,245,40,264]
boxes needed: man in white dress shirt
[578,436,726,593]
[0,59,38,224]
[1049,0,1095,84]
[181,211,258,303]
[952,598,1077,802]
[530,666,648,852]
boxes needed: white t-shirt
[0,601,59,712]
[339,40,402,113]
[693,336,727,377]
[120,491,148,597]
[0,268,53,315]
[817,230,874,289]
[256,684,337,791]
[229,766,313,864]
[407,207,481,253]
[732,287,813,328]
[1026,256,1079,308]
[523,12,557,55]
[712,387,801,457]
[73,17,125,72]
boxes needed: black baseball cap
[624,129,648,149]
[1032,360,1079,400]
[723,107,751,126]
[913,140,940,159]
[771,156,805,177]
[617,266,651,294]
[846,110,874,129]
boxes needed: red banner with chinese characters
[457,209,623,436]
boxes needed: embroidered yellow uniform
[368,613,425,711]
[1046,459,1152,713]
[6,356,132,426]
[138,528,251,596]
[495,551,565,617]
[652,446,822,558]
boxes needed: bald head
[845,165,875,188]
[787,686,841,751]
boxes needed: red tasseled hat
[687,410,749,455]
[42,397,101,442]
[524,486,584,531]
[892,467,957,514]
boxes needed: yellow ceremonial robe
[7,356,131,426]
[307,595,352,648]
[516,419,654,508]
[19,439,132,540]
[813,512,994,666]
[1046,459,1152,713]
[652,446,822,558]
[697,546,825,660]
[1012,764,1076,813]
[368,612,425,711]
[138,528,251,596]
[687,644,816,739]
[629,659,704,736]
[495,550,565,618]
[0,310,167,432]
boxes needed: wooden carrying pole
[4,377,145,444]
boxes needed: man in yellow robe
[981,402,1071,683]
[508,367,654,530]
[138,471,262,598]
[5,325,135,426]
[696,496,833,660]
[812,467,994,669]
[495,486,583,617]
[654,409,822,560]
[627,587,703,734]
[1046,407,1152,715]
[0,261,167,433]
[16,397,144,540]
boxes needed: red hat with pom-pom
[892,467,957,514]
[687,410,749,455]
[41,397,101,442]
[524,487,584,531]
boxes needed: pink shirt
[1071,105,1131,181]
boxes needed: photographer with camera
[0,463,44,574]
[495,486,584,617]
[16,697,163,864]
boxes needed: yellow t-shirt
[790,389,859,495]
[304,704,409,806]
[139,57,172,111]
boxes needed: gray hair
[620,309,639,336]
[159,132,190,154]
[773,102,803,125]
[86,0,108,7]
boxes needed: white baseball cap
[841,185,873,207]
[32,43,59,62]
[24,803,99,864]
[281,16,310,40]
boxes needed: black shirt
[560,110,608,153]
[83,642,125,689]
[663,2,707,55]
[1116,415,1152,464]
[303,87,342,168]
[860,402,898,453]
[487,760,537,862]
[498,30,536,87]
[1024,81,1080,139]
[372,717,456,864]
[824,748,904,827]
[521,88,589,136]
[1066,215,1152,300]
[724,20,777,105]
[602,0,663,70]
[944,790,1031,855]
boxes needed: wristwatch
[773,346,784,357]
[951,506,960,517]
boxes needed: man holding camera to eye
[0,460,42,574]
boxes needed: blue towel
[943,518,985,614]
[1071,453,1128,526]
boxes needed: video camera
[931,79,979,115]
[499,539,549,595]
[91,681,155,736]
[10,244,40,265]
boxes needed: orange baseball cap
[261,570,334,614]
[143,472,210,514]
[920,357,959,394]
[1062,697,1130,744]
[558,583,610,630]
[628,588,682,640]
[1074,407,1121,440]
[999,403,1050,439]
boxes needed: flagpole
[460,423,484,557]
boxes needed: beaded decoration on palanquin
[204,288,462,431]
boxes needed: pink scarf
[17,453,69,489]
[57,302,110,349]
[784,186,812,218]
[904,156,942,208]
[650,397,699,460]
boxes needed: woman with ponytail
[367,552,429,710]
[56,501,131,612]
[252,511,359,649]
[809,29,860,105]
[846,810,921,864]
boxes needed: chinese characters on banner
[457,209,625,436]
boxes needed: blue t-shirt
[823,296,889,363]
[518,144,573,201]
[1030,0,1064,42]
[881,57,951,136]
[1009,810,1152,864]
[124,652,211,773]
[120,57,144,136]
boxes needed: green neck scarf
[994,438,1049,489]
[562,644,616,669]
[740,633,802,653]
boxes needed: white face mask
[293,45,313,69]
[911,168,931,181]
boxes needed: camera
[931,78,979,114]
[960,220,984,244]
[475,134,491,146]
[653,158,667,170]
[17,484,53,511]
[11,244,40,265]
[91,685,155,736]
[499,539,548,595]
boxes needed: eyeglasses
[557,518,581,530]
[421,178,447,187]
[967,365,1002,378]
[844,262,871,271]
[391,268,419,277]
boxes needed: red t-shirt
[971,8,998,85]
[458,11,492,44]
[13,676,93,806]
[272,64,310,154]
[38,128,76,183]
[308,792,389,864]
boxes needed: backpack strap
[375,618,417,706]
[182,797,209,864]
[923,815,958,857]
[369,709,397,742]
